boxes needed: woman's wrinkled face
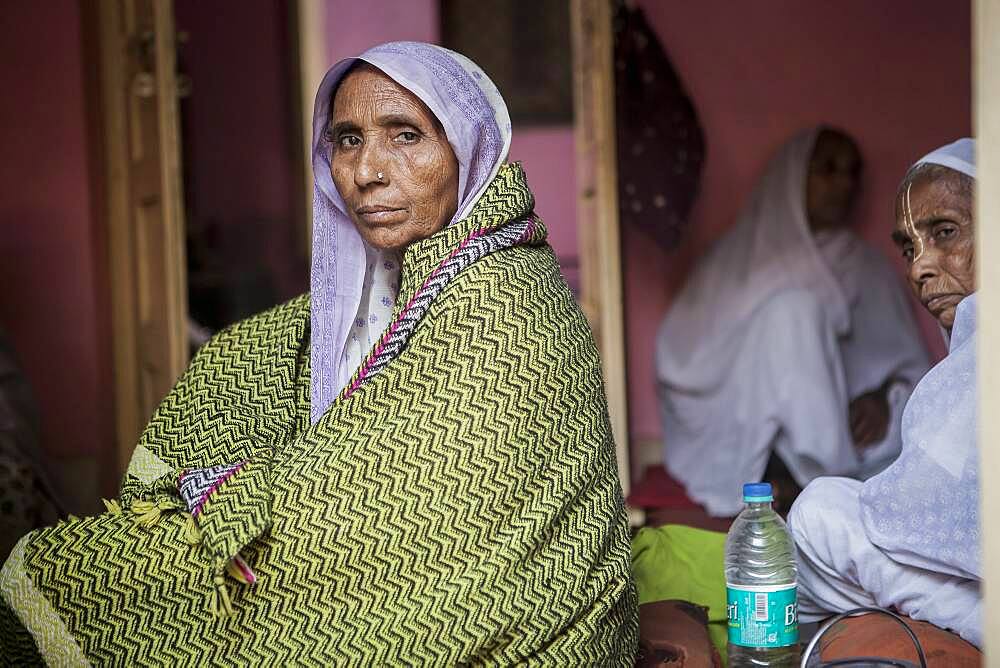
[327,65,459,251]
[892,168,975,330]
[806,131,863,231]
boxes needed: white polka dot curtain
[614,5,705,250]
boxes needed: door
[89,0,188,474]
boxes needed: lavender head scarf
[310,42,513,421]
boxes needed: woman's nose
[833,171,857,193]
[910,243,940,285]
[354,140,385,188]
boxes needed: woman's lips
[356,207,406,225]
[924,293,962,313]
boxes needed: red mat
[628,466,733,532]
[627,465,701,510]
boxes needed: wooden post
[570,0,632,502]
[975,0,999,661]
[288,0,327,258]
[89,0,189,474]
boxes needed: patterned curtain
[614,5,705,250]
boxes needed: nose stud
[377,172,384,182]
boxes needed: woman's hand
[849,384,891,449]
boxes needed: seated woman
[0,43,637,664]
[655,127,930,517]
[788,139,980,647]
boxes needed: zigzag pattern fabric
[345,216,536,399]
[0,164,638,665]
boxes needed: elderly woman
[0,43,637,664]
[788,139,980,647]
[656,127,929,516]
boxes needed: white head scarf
[861,138,979,579]
[656,127,850,390]
[914,138,976,179]
[309,42,512,421]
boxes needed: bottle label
[726,582,798,648]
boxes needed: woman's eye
[934,225,957,241]
[338,135,361,148]
[395,131,420,143]
[902,246,914,262]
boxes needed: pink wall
[322,1,579,272]
[509,128,579,285]
[0,2,110,462]
[324,0,440,63]
[175,0,305,303]
[626,1,972,444]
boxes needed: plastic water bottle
[725,482,799,666]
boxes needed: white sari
[656,128,928,516]
[789,294,980,647]
[788,138,980,647]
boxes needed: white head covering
[656,128,931,515]
[914,137,976,178]
[309,42,512,421]
[861,138,979,579]
[656,127,850,389]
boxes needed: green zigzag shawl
[0,164,638,666]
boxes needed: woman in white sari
[656,127,929,516]
[788,139,980,648]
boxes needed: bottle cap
[743,482,773,503]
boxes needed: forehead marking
[904,181,926,261]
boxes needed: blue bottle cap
[743,482,773,503]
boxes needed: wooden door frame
[975,0,998,655]
[87,1,326,479]
[570,0,633,506]
[87,0,188,476]
[288,0,328,259]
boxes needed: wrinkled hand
[849,386,890,449]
